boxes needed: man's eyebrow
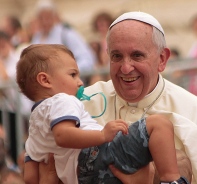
[132,50,143,53]
[110,50,120,54]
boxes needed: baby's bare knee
[146,114,173,132]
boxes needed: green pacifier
[76,86,91,101]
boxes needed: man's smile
[122,76,139,82]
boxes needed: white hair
[152,27,166,53]
[106,24,166,53]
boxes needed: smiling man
[83,12,197,184]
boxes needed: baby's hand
[101,120,128,142]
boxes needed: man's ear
[36,72,52,88]
[158,48,170,72]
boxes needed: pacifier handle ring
[90,92,107,118]
[76,86,107,118]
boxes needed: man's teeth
[122,77,138,82]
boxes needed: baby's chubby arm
[52,119,128,149]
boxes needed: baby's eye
[71,73,76,77]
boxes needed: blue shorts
[78,118,153,184]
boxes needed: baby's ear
[36,72,51,88]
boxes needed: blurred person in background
[186,14,197,95]
[0,31,18,81]
[0,30,19,107]
[0,15,29,49]
[188,14,197,58]
[169,47,180,61]
[164,47,185,89]
[0,15,34,63]
[88,12,114,85]
[91,12,114,66]
[24,17,40,44]
[88,41,110,85]
[0,137,25,184]
[0,30,32,165]
[31,0,96,80]
[0,30,32,115]
[0,127,21,174]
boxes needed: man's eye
[134,53,141,57]
[132,52,144,61]
[111,54,122,62]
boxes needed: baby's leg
[153,150,192,184]
[24,160,39,184]
[104,118,153,174]
[146,114,180,182]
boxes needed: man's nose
[120,59,135,74]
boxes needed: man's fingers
[109,165,123,178]
[48,153,56,170]
[39,154,60,184]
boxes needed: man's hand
[39,154,63,184]
[109,163,155,184]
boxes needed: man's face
[107,20,168,103]
[0,17,13,37]
[0,39,10,59]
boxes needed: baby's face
[49,51,84,96]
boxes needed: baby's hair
[16,44,75,101]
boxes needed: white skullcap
[109,11,164,35]
[36,0,56,12]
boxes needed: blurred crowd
[0,0,197,182]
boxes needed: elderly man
[83,11,196,183]
[28,12,196,184]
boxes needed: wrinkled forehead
[107,20,154,43]
[107,20,159,54]
[110,19,153,32]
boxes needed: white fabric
[84,74,197,183]
[2,50,19,79]
[109,11,164,35]
[0,50,18,112]
[35,0,56,13]
[25,93,103,184]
